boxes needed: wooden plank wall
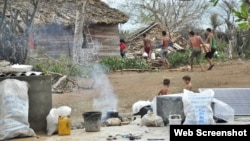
[33,23,120,59]
[33,24,74,58]
[88,24,120,50]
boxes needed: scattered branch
[52,75,67,89]
[47,71,94,94]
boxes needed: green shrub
[216,39,227,52]
[32,54,81,76]
[168,50,190,67]
[213,51,227,61]
[244,50,250,58]
[213,39,228,61]
[99,57,149,71]
[168,48,228,68]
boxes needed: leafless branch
[0,0,8,27]
[123,0,209,34]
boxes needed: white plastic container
[151,52,156,60]
[169,114,181,125]
[142,52,148,57]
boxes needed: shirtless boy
[161,31,170,68]
[182,75,192,91]
[143,33,152,59]
[158,79,170,96]
[189,31,205,71]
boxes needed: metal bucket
[83,111,102,132]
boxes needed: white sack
[182,89,215,125]
[132,100,151,114]
[0,79,36,140]
[141,111,164,127]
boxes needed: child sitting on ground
[182,75,192,91]
[157,79,170,96]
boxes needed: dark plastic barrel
[83,111,102,132]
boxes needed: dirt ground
[52,59,250,122]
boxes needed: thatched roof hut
[1,0,129,64]
[36,0,129,25]
[1,0,129,26]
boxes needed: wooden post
[72,1,87,64]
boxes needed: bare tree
[219,0,238,30]
[0,0,40,64]
[210,13,223,37]
[122,0,209,37]
[217,0,246,58]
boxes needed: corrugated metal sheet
[199,88,250,115]
[0,71,44,77]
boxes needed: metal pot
[106,111,119,119]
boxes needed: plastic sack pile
[0,79,36,140]
[141,111,164,127]
[46,106,71,135]
[182,89,215,124]
[132,100,151,114]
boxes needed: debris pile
[126,23,188,54]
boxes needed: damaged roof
[1,0,129,26]
[127,22,159,42]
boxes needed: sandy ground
[10,117,250,141]
[7,59,250,141]
[52,59,250,122]
[11,125,169,141]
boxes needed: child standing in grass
[157,79,170,96]
[182,75,192,91]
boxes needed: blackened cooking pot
[106,111,119,119]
